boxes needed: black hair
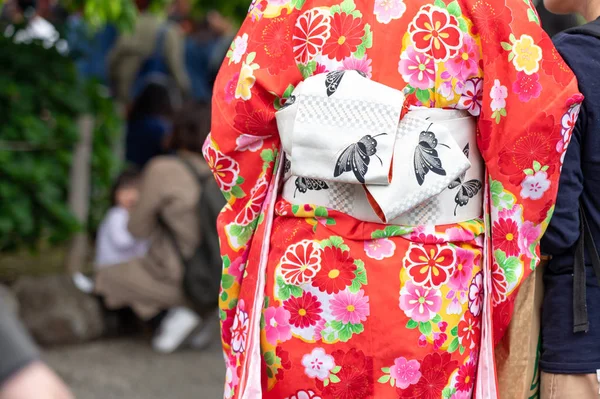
[168,102,211,154]
[17,0,36,14]
[110,167,141,207]
[128,81,175,122]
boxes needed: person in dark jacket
[541,0,600,398]
[0,300,73,399]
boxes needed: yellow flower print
[235,63,256,101]
[511,34,542,75]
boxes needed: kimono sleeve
[466,0,582,342]
[205,8,303,254]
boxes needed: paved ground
[44,337,225,399]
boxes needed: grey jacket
[0,300,38,386]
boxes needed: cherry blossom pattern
[399,46,436,90]
[490,79,508,123]
[399,281,442,323]
[448,248,476,291]
[374,0,406,24]
[445,35,480,81]
[458,77,483,116]
[228,33,249,64]
[513,71,542,103]
[520,171,550,201]
[264,306,292,345]
[285,390,322,399]
[408,5,462,62]
[468,271,484,317]
[231,301,249,353]
[279,240,323,286]
[293,9,332,64]
[379,357,422,389]
[404,244,456,288]
[364,238,396,260]
[302,348,336,381]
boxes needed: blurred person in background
[125,79,176,168]
[108,0,190,107]
[6,0,67,53]
[0,301,73,399]
[94,103,214,354]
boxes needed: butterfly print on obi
[448,144,482,215]
[294,177,329,197]
[414,123,449,186]
[325,70,367,97]
[334,134,387,184]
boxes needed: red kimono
[204,0,581,398]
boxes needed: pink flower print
[264,306,292,345]
[449,248,475,291]
[235,134,265,152]
[468,272,484,317]
[228,255,246,284]
[286,390,322,399]
[390,357,422,389]
[519,221,541,259]
[520,171,551,201]
[446,35,480,81]
[458,77,483,116]
[400,281,442,322]
[330,290,370,325]
[433,332,448,350]
[364,238,396,260]
[224,72,239,103]
[445,227,475,242]
[313,318,327,341]
[446,289,467,315]
[513,71,542,103]
[490,79,508,111]
[438,80,455,101]
[418,334,427,347]
[374,0,407,24]
[340,56,373,78]
[302,348,336,381]
[231,33,249,64]
[399,46,436,90]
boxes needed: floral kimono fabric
[252,201,485,399]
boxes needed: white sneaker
[72,272,95,294]
[152,307,201,354]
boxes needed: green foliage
[0,30,121,252]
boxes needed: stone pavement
[44,338,225,399]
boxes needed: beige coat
[108,13,191,103]
[95,154,209,319]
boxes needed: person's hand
[0,362,74,399]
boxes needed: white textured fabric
[279,71,404,185]
[276,72,483,226]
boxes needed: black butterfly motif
[448,144,482,216]
[325,70,367,97]
[280,95,296,110]
[284,155,291,175]
[414,123,449,186]
[334,133,387,184]
[294,177,329,197]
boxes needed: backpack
[130,24,171,100]
[561,21,600,333]
[161,157,226,314]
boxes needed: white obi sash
[276,71,483,225]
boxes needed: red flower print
[279,240,323,286]
[540,36,574,86]
[284,292,323,328]
[404,244,456,289]
[260,17,293,74]
[497,115,560,185]
[491,260,508,305]
[493,219,520,257]
[204,145,240,191]
[224,72,239,104]
[513,71,542,103]
[457,311,481,350]
[293,9,332,64]
[398,352,458,399]
[470,1,512,46]
[411,233,444,244]
[322,12,364,61]
[233,96,277,137]
[317,348,374,399]
[235,177,268,225]
[276,347,292,381]
[221,307,236,347]
[312,246,357,294]
[409,5,462,61]
[455,361,476,392]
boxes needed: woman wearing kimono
[205,0,581,397]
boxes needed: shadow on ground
[45,338,225,399]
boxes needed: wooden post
[66,114,94,274]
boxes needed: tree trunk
[66,114,94,274]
